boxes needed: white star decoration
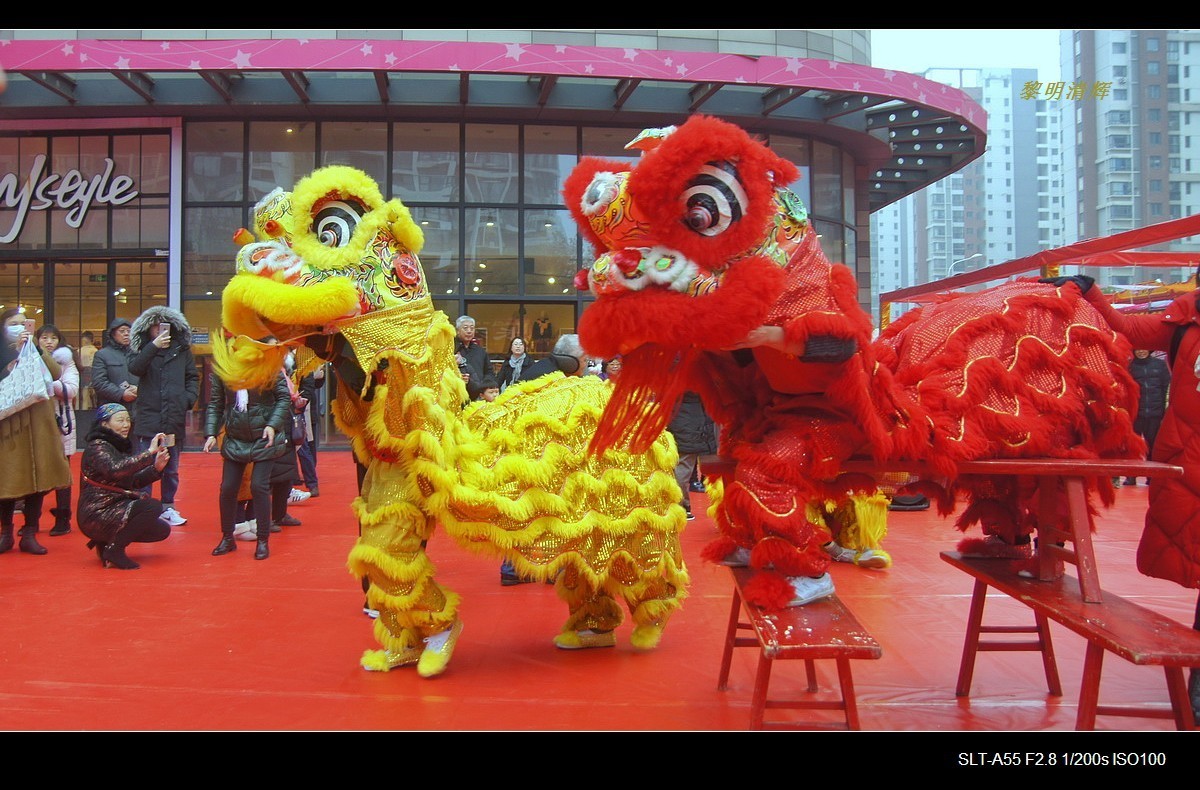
[189,60,201,69]
[555,45,566,53]
[232,50,253,69]
[583,64,593,73]
[675,63,688,76]
[385,53,397,66]
[623,48,638,61]
[115,57,131,70]
[505,43,526,61]
[80,53,89,64]
[60,43,74,56]
[785,58,802,75]
[360,43,373,57]
[160,42,171,51]
[884,70,896,80]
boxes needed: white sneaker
[854,549,892,569]
[288,488,311,505]
[822,541,857,563]
[719,546,752,567]
[786,573,835,606]
[233,520,257,541]
[159,507,187,526]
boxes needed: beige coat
[0,346,73,499]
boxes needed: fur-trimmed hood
[130,306,193,352]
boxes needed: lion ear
[387,201,424,254]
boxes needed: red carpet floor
[1,452,1197,741]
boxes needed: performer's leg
[350,459,460,674]
[553,564,624,649]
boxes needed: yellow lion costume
[214,166,688,677]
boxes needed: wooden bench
[716,566,882,730]
[942,551,1200,730]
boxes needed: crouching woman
[78,402,172,569]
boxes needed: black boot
[101,542,139,570]
[254,537,270,560]
[85,539,105,566]
[0,522,13,554]
[49,507,72,537]
[18,526,47,555]
[212,534,238,556]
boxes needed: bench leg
[805,659,818,692]
[1164,666,1198,731]
[956,579,988,696]
[836,656,862,730]
[1075,641,1104,730]
[1034,612,1063,696]
[749,653,773,730]
[717,587,742,691]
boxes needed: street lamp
[946,253,983,278]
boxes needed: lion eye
[682,161,747,237]
[313,199,365,248]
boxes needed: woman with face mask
[0,308,72,555]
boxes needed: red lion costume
[569,116,1143,608]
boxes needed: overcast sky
[869,29,1064,82]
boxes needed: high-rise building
[871,67,1062,320]
[1060,29,1200,288]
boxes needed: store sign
[0,154,139,244]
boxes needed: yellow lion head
[215,166,430,389]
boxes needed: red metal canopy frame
[879,213,1200,327]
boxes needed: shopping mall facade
[0,29,985,446]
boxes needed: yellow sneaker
[553,629,617,650]
[360,646,420,671]
[416,620,464,678]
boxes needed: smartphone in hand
[163,433,176,447]
[159,322,171,335]
[24,318,35,334]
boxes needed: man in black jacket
[454,315,490,400]
[128,306,199,526]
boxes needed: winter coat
[498,354,531,391]
[204,371,292,464]
[50,346,79,457]
[127,306,200,438]
[0,340,73,499]
[77,423,162,545]
[1085,287,1200,589]
[667,391,718,455]
[91,317,137,406]
[1129,354,1171,422]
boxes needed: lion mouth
[222,274,361,347]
